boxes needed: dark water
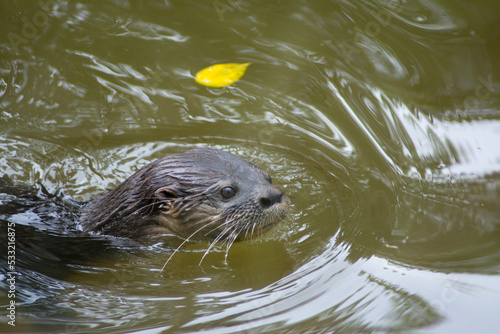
[1,0,500,333]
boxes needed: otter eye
[220,186,236,199]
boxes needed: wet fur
[80,148,290,245]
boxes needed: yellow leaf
[195,62,251,87]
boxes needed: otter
[80,148,291,242]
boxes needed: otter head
[80,148,291,241]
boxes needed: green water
[1,0,500,333]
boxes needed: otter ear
[155,186,180,200]
[154,186,180,212]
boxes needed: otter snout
[259,186,285,209]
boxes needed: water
[1,0,500,333]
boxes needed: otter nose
[259,187,284,209]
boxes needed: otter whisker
[198,215,245,266]
[198,237,222,266]
[160,222,213,271]
[198,239,218,266]
[250,220,257,239]
[127,198,164,218]
[223,229,240,264]
[243,220,253,240]
[217,218,239,248]
[198,220,237,266]
[201,218,231,238]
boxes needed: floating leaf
[195,62,251,87]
